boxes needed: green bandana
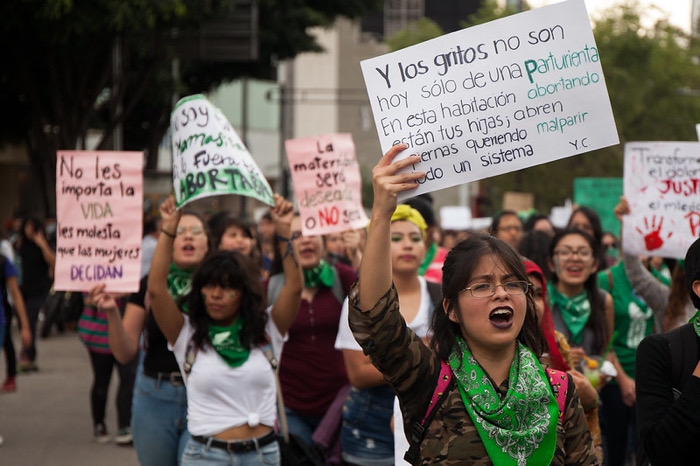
[303,260,335,288]
[690,310,700,338]
[208,318,250,368]
[168,263,194,313]
[448,337,558,466]
[548,283,590,345]
[419,242,438,276]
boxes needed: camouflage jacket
[348,283,598,465]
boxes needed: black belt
[143,369,184,386]
[191,430,277,453]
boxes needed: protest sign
[574,177,623,236]
[285,133,369,235]
[171,94,274,208]
[55,151,143,292]
[361,0,618,201]
[623,142,700,258]
[440,205,472,230]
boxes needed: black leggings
[88,350,138,429]
[3,304,16,377]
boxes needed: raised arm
[359,144,424,310]
[268,194,302,335]
[147,195,184,345]
[89,284,144,363]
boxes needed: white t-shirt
[334,275,433,351]
[171,311,285,436]
[334,276,434,465]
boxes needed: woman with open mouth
[348,143,597,465]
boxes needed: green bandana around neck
[418,242,438,276]
[208,318,250,368]
[448,337,558,466]
[548,283,590,345]
[168,263,194,312]
[303,260,335,288]
[690,310,700,338]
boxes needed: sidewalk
[0,325,138,465]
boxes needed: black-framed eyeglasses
[461,281,530,298]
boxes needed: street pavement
[0,324,139,465]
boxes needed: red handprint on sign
[636,216,672,251]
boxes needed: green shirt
[597,261,653,379]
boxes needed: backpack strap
[404,360,454,465]
[546,368,568,420]
[182,340,198,383]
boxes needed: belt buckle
[169,372,183,386]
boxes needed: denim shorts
[341,385,395,464]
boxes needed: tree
[0,0,382,216]
[385,17,444,52]
[464,1,700,214]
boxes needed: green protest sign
[573,177,622,236]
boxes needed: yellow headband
[391,204,428,235]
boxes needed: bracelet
[161,229,176,239]
[277,235,298,267]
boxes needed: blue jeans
[283,406,323,445]
[131,370,189,466]
[341,385,395,465]
[181,436,280,465]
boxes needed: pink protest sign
[55,151,144,292]
[623,142,700,259]
[285,133,369,236]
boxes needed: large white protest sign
[623,141,700,259]
[171,94,274,208]
[361,0,618,200]
[285,133,369,236]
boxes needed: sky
[527,0,694,33]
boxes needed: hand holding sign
[370,144,425,218]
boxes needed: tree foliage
[465,1,700,214]
[385,17,444,52]
[0,0,382,215]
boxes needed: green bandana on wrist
[303,260,335,288]
[167,263,194,313]
[548,283,590,345]
[208,318,250,368]
[448,337,558,466]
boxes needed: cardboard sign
[623,142,700,258]
[171,94,274,208]
[285,133,369,235]
[360,0,618,200]
[502,191,534,212]
[574,177,623,236]
[55,151,143,292]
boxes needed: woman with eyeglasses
[90,209,210,464]
[547,229,614,371]
[348,144,596,465]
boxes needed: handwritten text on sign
[55,151,143,292]
[285,133,369,236]
[623,142,700,259]
[171,94,274,208]
[361,0,618,200]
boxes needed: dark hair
[430,232,547,362]
[20,216,44,241]
[684,237,700,309]
[186,250,267,350]
[488,210,521,236]
[548,228,608,353]
[523,213,552,233]
[143,216,160,235]
[403,196,436,227]
[208,212,254,248]
[518,230,553,282]
[664,262,687,332]
[567,206,608,270]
